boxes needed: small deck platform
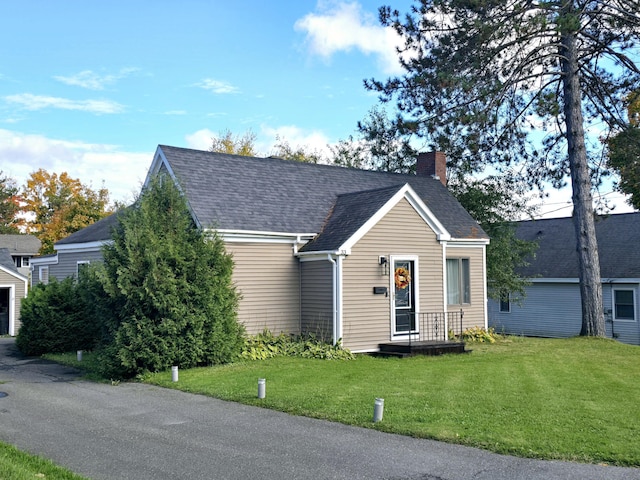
[377,340,467,357]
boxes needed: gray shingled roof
[0,248,19,274]
[300,184,405,252]
[56,210,123,245]
[516,213,640,278]
[0,234,41,255]
[159,145,487,240]
[55,145,488,247]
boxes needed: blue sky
[0,0,634,217]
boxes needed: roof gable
[517,213,640,279]
[299,184,451,254]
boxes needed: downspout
[336,255,344,344]
[327,255,337,345]
[442,242,449,335]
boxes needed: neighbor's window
[614,289,635,321]
[22,256,29,267]
[77,261,90,279]
[447,258,470,305]
[499,293,511,313]
[39,266,49,285]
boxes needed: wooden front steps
[377,340,468,357]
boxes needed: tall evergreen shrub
[98,175,243,377]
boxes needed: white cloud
[53,68,138,90]
[196,79,240,94]
[259,124,331,158]
[0,129,150,204]
[5,94,124,114]
[185,125,332,159]
[185,129,216,150]
[295,1,404,74]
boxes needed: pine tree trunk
[560,27,606,337]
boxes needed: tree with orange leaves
[22,169,111,254]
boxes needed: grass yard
[51,336,640,466]
[0,441,88,480]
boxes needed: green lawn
[0,441,88,480]
[50,336,640,466]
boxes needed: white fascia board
[529,278,580,284]
[55,240,112,253]
[339,183,452,253]
[297,251,348,261]
[0,265,27,282]
[530,278,640,284]
[29,254,59,266]
[602,278,640,284]
[445,239,490,247]
[213,229,316,244]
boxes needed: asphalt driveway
[0,337,638,480]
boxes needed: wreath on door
[394,267,411,289]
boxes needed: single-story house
[0,248,28,336]
[488,213,640,346]
[30,145,489,352]
[0,234,41,278]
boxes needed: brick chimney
[416,151,447,186]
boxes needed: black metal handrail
[405,309,464,345]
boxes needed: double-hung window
[447,258,470,305]
[614,289,635,321]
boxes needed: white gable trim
[0,265,27,283]
[145,146,202,229]
[338,184,451,255]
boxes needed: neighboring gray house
[0,234,41,278]
[30,212,121,288]
[0,248,28,336]
[29,145,490,351]
[489,213,640,346]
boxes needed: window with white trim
[39,266,49,285]
[614,289,635,321]
[77,261,90,278]
[447,258,470,305]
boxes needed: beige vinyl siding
[226,242,301,335]
[446,246,486,331]
[300,260,333,341]
[0,271,26,334]
[341,198,445,352]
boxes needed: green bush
[241,329,355,360]
[16,277,99,356]
[96,175,244,378]
[450,326,499,343]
